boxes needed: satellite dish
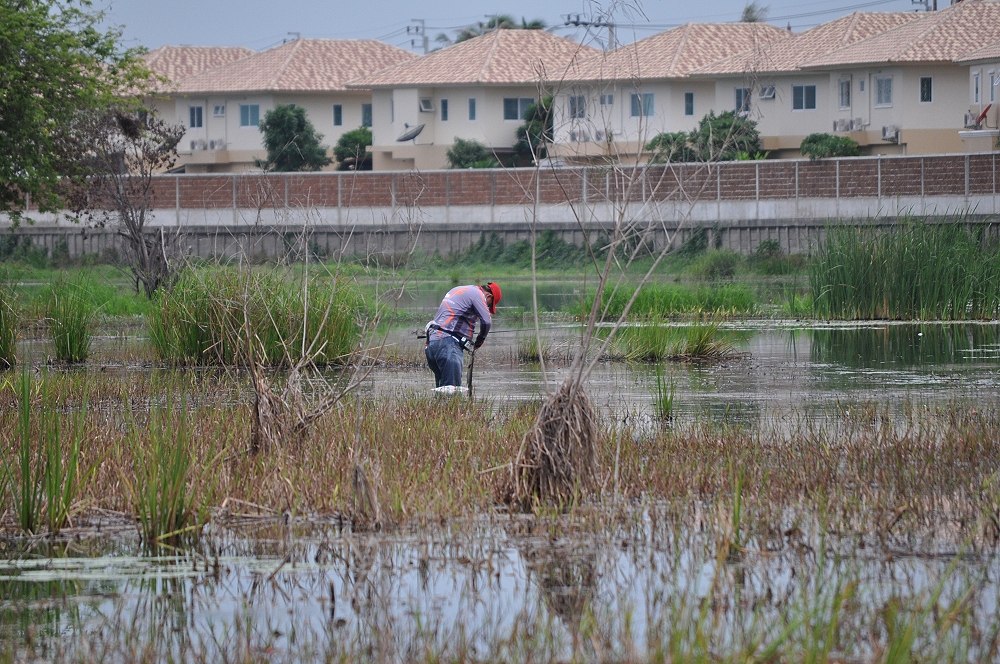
[397,123,425,142]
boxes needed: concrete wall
[5,153,998,260]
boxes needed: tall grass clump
[582,282,756,321]
[811,218,1000,320]
[148,267,363,366]
[613,322,737,362]
[5,372,86,534]
[653,366,675,421]
[47,279,95,363]
[125,405,201,548]
[0,280,16,370]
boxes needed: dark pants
[425,337,463,387]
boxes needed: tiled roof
[569,23,791,82]
[694,13,921,76]
[805,0,1000,67]
[142,46,254,92]
[175,39,417,93]
[956,38,1000,63]
[351,29,599,88]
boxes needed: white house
[548,23,791,164]
[958,39,1000,151]
[152,38,416,172]
[796,0,1000,155]
[348,30,599,170]
[691,12,921,157]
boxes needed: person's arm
[472,294,492,348]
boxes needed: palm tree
[436,15,547,47]
[741,1,769,22]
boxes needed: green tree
[436,15,546,47]
[690,110,762,162]
[646,131,697,163]
[0,0,148,218]
[740,1,769,22]
[800,133,861,159]
[513,96,553,163]
[333,127,373,171]
[447,138,499,168]
[258,105,331,172]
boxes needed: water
[6,319,1000,660]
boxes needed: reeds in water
[5,372,85,534]
[0,280,16,370]
[810,217,1000,320]
[613,322,736,362]
[584,282,757,321]
[653,366,675,421]
[47,279,94,363]
[148,267,362,366]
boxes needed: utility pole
[563,14,616,50]
[407,19,428,54]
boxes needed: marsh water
[6,302,1000,659]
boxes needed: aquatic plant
[613,322,736,362]
[0,280,16,370]
[811,217,1000,320]
[582,281,757,321]
[653,366,674,421]
[5,372,85,534]
[47,279,94,363]
[148,266,362,366]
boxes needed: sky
[97,0,938,53]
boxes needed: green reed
[148,267,363,366]
[580,281,757,321]
[126,404,198,548]
[4,372,86,534]
[0,280,16,370]
[613,322,736,362]
[810,218,1000,320]
[653,365,675,421]
[46,279,95,363]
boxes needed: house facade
[959,40,1000,151]
[548,23,791,164]
[146,38,415,172]
[349,30,599,170]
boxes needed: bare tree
[65,108,184,297]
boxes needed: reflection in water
[810,323,1000,367]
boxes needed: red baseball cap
[486,282,502,314]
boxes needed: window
[630,92,653,117]
[212,104,225,117]
[838,79,851,109]
[569,95,586,119]
[189,106,203,128]
[440,98,448,121]
[239,104,259,127]
[792,85,816,110]
[361,103,372,128]
[503,97,534,121]
[974,72,981,104]
[468,97,476,120]
[333,104,343,126]
[991,72,997,103]
[735,87,751,113]
[599,94,614,106]
[419,97,433,112]
[684,92,694,116]
[875,75,892,106]
[917,76,932,103]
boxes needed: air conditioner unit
[964,112,980,128]
[759,85,776,100]
[834,118,850,132]
[853,117,864,130]
[881,125,899,142]
[569,129,590,142]
[209,139,226,150]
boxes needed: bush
[47,279,94,363]
[447,138,499,169]
[148,267,363,366]
[333,127,372,171]
[646,131,696,163]
[800,133,861,160]
[258,104,331,172]
[690,111,761,162]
